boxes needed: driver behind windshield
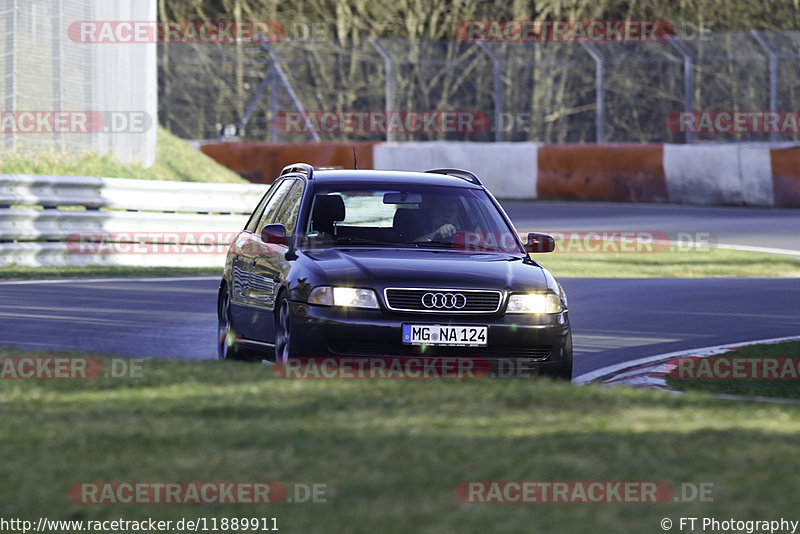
[415,195,461,242]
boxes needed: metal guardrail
[0,175,266,268]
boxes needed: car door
[235,179,295,338]
[248,179,305,343]
[229,182,281,328]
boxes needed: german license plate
[402,324,488,346]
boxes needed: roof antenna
[353,146,358,170]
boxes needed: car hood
[300,247,549,292]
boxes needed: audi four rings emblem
[422,292,467,309]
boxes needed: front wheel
[274,297,293,364]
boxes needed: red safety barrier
[537,144,667,202]
[201,142,376,184]
[769,146,800,207]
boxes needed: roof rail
[280,163,314,180]
[424,168,482,186]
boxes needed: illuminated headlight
[506,292,563,314]
[308,286,380,309]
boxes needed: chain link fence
[160,31,800,144]
[0,0,157,165]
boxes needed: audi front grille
[383,288,502,313]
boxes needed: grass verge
[536,246,800,278]
[0,127,244,183]
[1,349,799,532]
[0,265,221,280]
[667,340,800,400]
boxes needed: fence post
[52,0,64,151]
[579,41,605,143]
[83,1,97,153]
[262,44,320,141]
[4,0,18,149]
[268,69,280,142]
[750,30,778,143]
[669,38,695,144]
[477,42,503,142]
[369,38,396,142]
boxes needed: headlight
[506,292,563,314]
[308,286,380,309]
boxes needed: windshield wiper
[408,239,453,248]
[333,236,410,247]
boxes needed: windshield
[301,184,522,253]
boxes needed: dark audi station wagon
[217,164,573,379]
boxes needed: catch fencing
[0,0,157,165]
[160,31,800,145]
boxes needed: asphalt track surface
[1,202,798,377]
[504,201,800,253]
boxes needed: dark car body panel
[218,167,572,377]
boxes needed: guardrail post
[750,30,779,143]
[579,41,605,143]
[477,42,503,142]
[669,38,695,144]
[369,38,396,142]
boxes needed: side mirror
[524,232,555,253]
[261,223,290,246]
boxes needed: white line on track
[713,243,800,258]
[0,276,220,286]
[573,334,800,385]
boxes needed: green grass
[0,127,244,183]
[536,246,800,278]
[668,340,800,400]
[2,349,799,532]
[0,265,220,280]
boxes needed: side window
[244,182,281,233]
[254,180,295,234]
[272,180,305,235]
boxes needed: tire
[274,296,293,364]
[217,285,252,361]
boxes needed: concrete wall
[201,141,800,206]
[373,142,539,199]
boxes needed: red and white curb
[573,335,800,389]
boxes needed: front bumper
[288,302,571,374]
